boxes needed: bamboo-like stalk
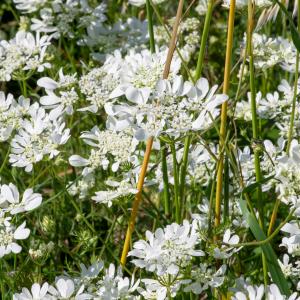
[120,0,185,266]
[214,0,236,229]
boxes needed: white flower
[0,221,30,257]
[78,62,120,113]
[13,0,48,13]
[13,282,50,300]
[0,183,42,214]
[92,179,138,207]
[129,0,167,7]
[232,284,264,300]
[9,104,70,172]
[184,264,226,294]
[281,221,300,256]
[129,220,204,276]
[107,75,227,139]
[109,48,181,104]
[213,229,241,259]
[0,31,51,81]
[48,278,92,299]
[69,127,137,175]
[95,264,140,299]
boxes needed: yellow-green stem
[215,0,236,230]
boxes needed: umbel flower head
[106,75,227,140]
[129,220,204,276]
[0,30,52,81]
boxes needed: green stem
[223,156,229,223]
[286,0,300,153]
[247,1,264,228]
[161,141,171,217]
[178,0,215,212]
[146,0,155,53]
[171,142,180,223]
[146,0,171,218]
[195,0,215,79]
[227,207,296,247]
[179,135,191,207]
[247,0,267,285]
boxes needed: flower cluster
[0,30,51,81]
[0,183,42,257]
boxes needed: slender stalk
[223,157,230,223]
[247,0,264,228]
[195,0,215,79]
[247,0,268,287]
[171,142,180,223]
[286,0,300,153]
[214,0,236,230]
[120,0,185,266]
[146,0,155,53]
[179,0,215,210]
[161,142,171,216]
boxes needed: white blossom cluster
[13,261,140,300]
[241,33,296,71]
[13,0,107,41]
[107,74,227,140]
[0,183,42,257]
[0,30,51,81]
[69,126,138,175]
[9,101,70,172]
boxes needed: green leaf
[242,175,274,194]
[239,198,290,296]
[272,0,300,52]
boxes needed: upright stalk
[214,0,236,230]
[247,0,268,286]
[286,0,300,153]
[247,0,264,228]
[146,0,171,217]
[120,0,185,266]
[179,0,215,210]
[195,0,215,79]
[171,142,180,223]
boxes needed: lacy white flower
[0,221,30,257]
[213,229,241,259]
[69,126,137,175]
[0,183,42,214]
[38,69,79,118]
[92,179,138,207]
[129,0,167,6]
[95,263,140,299]
[281,221,300,256]
[9,103,70,172]
[184,264,227,294]
[48,278,92,299]
[109,48,181,103]
[79,56,121,113]
[13,282,50,300]
[129,220,204,276]
[0,30,51,81]
[107,75,227,139]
